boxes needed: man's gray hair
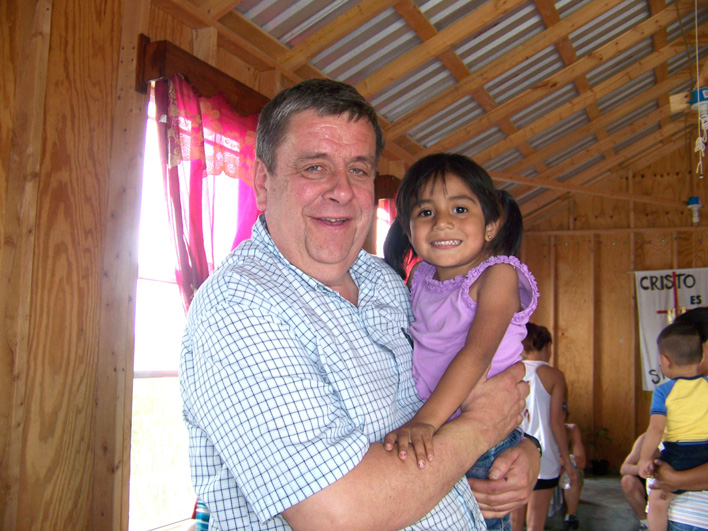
[256,78,385,172]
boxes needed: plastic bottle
[195,500,210,531]
[559,470,571,489]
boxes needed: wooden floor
[543,473,641,531]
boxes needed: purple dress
[409,255,539,406]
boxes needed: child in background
[638,320,708,531]
[560,403,586,531]
[383,153,540,531]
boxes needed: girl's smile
[409,173,498,281]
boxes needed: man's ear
[253,158,268,211]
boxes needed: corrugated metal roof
[205,0,708,218]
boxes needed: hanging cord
[691,0,706,177]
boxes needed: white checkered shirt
[179,216,484,530]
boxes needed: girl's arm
[637,415,665,478]
[384,263,520,467]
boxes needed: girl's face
[408,173,498,281]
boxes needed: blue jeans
[668,521,708,531]
[465,428,523,531]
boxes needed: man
[180,78,539,530]
[620,433,649,530]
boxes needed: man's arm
[653,460,708,491]
[567,424,586,470]
[620,433,645,477]
[283,363,529,531]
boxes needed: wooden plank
[555,235,595,440]
[482,75,688,170]
[596,234,635,469]
[136,35,269,116]
[530,105,673,184]
[423,8,680,155]
[279,0,400,71]
[520,120,686,215]
[491,165,685,207]
[193,26,218,66]
[91,0,150,527]
[356,0,528,98]
[383,0,628,140]
[198,0,244,21]
[0,1,52,528]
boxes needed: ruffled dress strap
[409,260,438,300]
[460,255,540,324]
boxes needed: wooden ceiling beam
[153,0,301,79]
[490,167,683,206]
[527,104,674,183]
[519,121,686,215]
[393,0,545,173]
[424,7,680,155]
[533,0,615,163]
[355,0,528,98]
[197,0,245,21]
[278,0,400,71]
[383,0,628,140]
[492,74,688,174]
[623,133,686,171]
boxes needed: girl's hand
[383,420,436,469]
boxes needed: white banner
[634,268,708,391]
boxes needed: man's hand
[458,362,529,452]
[651,460,679,492]
[468,439,540,518]
[383,420,436,469]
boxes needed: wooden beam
[279,0,400,71]
[490,75,689,171]
[491,167,684,207]
[198,0,245,21]
[356,0,528,98]
[523,104,674,184]
[92,0,150,528]
[135,34,269,116]
[424,7,680,155]
[1,2,52,528]
[528,225,708,235]
[383,0,628,140]
[520,121,686,215]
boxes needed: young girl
[383,153,539,531]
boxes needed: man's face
[254,110,377,285]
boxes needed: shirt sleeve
[650,380,675,416]
[182,279,370,522]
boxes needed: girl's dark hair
[522,322,553,352]
[383,153,523,279]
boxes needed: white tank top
[521,360,562,480]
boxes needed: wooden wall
[1,1,706,530]
[521,147,708,471]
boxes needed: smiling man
[179,78,538,530]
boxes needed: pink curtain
[153,74,260,311]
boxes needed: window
[129,102,195,531]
